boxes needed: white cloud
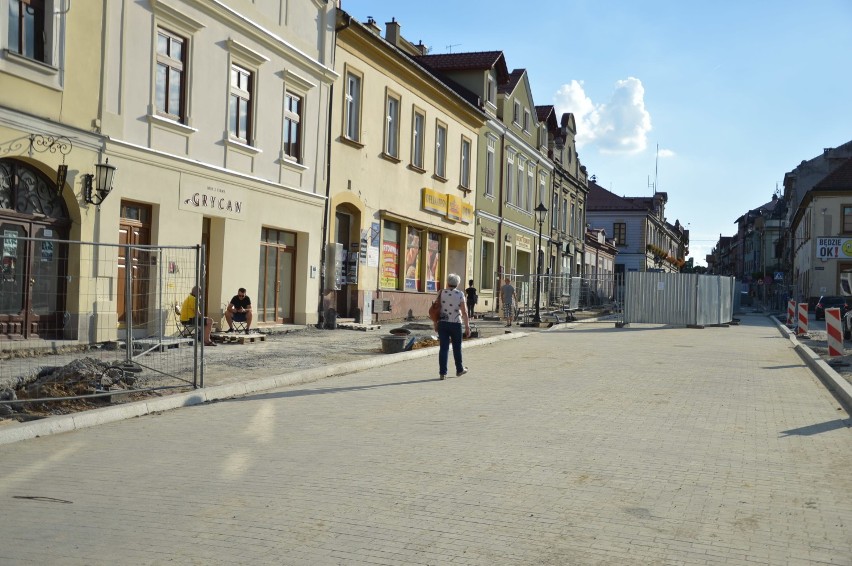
[658,148,676,158]
[554,77,652,155]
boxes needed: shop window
[403,226,422,291]
[426,232,441,292]
[380,220,400,289]
[480,240,494,290]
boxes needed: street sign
[774,272,783,281]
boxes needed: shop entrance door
[117,202,152,332]
[0,159,70,340]
[258,228,296,324]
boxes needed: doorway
[0,159,70,340]
[335,210,351,316]
[257,228,296,324]
[118,202,152,333]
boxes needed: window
[229,64,253,142]
[517,157,525,209]
[480,240,495,290]
[155,28,186,121]
[844,206,852,233]
[561,197,568,232]
[506,149,515,205]
[614,222,627,245]
[283,91,302,162]
[380,220,401,289]
[8,0,45,62]
[412,110,425,169]
[527,166,535,212]
[539,173,547,208]
[435,122,447,178]
[384,93,400,158]
[485,135,496,197]
[486,75,496,105]
[426,232,442,292]
[523,109,530,132]
[551,192,559,229]
[344,71,362,142]
[569,202,575,235]
[513,101,521,124]
[460,137,471,189]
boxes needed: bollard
[787,299,796,326]
[826,307,844,357]
[797,303,808,335]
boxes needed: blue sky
[342,1,852,265]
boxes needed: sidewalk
[1,315,850,564]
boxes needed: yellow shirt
[180,295,197,321]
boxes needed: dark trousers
[438,320,464,376]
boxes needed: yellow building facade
[328,14,485,322]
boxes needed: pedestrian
[180,285,216,346]
[465,279,478,319]
[436,273,470,380]
[501,277,517,327]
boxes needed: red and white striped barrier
[787,299,796,326]
[797,303,808,335]
[825,307,844,357]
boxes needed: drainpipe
[496,133,506,311]
[317,14,351,327]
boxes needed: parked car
[814,295,850,321]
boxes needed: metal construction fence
[489,272,623,323]
[0,236,203,409]
[623,272,735,326]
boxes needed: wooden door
[118,202,152,330]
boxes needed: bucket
[380,335,407,354]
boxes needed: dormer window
[486,75,496,105]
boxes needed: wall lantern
[83,158,117,206]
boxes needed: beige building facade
[328,14,485,322]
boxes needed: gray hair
[447,273,461,288]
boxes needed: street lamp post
[533,202,548,323]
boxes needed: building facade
[587,180,689,275]
[328,14,485,322]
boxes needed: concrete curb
[771,315,852,411]
[0,331,527,445]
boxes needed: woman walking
[436,273,471,380]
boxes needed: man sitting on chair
[225,287,253,334]
[181,286,216,346]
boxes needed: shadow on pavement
[225,378,437,403]
[779,419,852,437]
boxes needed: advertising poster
[381,240,399,288]
[367,222,380,267]
[426,232,441,292]
[404,227,421,291]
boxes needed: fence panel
[624,272,734,326]
[0,236,202,411]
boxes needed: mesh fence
[490,272,623,323]
[0,236,202,408]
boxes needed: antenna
[446,43,461,53]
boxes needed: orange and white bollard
[787,299,796,326]
[797,303,808,335]
[825,307,844,357]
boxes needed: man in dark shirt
[225,287,253,334]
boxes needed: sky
[341,0,852,266]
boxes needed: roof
[500,69,525,95]
[586,181,659,212]
[535,105,558,131]
[416,50,509,81]
[814,157,852,190]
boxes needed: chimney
[364,16,381,35]
[385,18,401,47]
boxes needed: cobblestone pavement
[1,314,851,565]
